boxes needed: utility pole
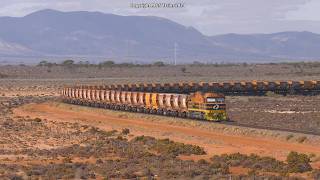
[174,42,178,65]
[126,40,130,63]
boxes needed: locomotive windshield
[206,97,224,103]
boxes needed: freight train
[86,80,320,95]
[60,87,227,121]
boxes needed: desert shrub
[29,163,90,179]
[211,153,248,164]
[211,153,287,173]
[27,169,44,176]
[211,152,312,174]
[63,157,73,163]
[198,159,209,165]
[0,73,9,78]
[247,169,257,176]
[286,151,312,173]
[116,135,127,141]
[131,135,155,145]
[121,128,130,135]
[152,138,206,156]
[220,164,230,175]
[132,136,206,156]
[33,117,42,122]
[89,128,118,137]
[209,162,229,174]
[96,159,103,164]
[296,136,307,143]
[286,134,294,141]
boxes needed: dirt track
[13,102,320,167]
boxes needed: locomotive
[61,87,227,121]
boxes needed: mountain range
[0,9,320,64]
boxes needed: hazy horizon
[1,0,320,36]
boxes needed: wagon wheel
[200,112,205,120]
[186,112,192,119]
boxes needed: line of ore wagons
[62,87,189,113]
[64,80,320,95]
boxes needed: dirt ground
[227,95,320,134]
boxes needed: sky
[0,0,320,35]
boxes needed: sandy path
[13,102,320,166]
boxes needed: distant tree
[119,63,134,67]
[242,62,248,67]
[38,60,49,66]
[62,59,75,66]
[100,60,115,66]
[192,61,203,65]
[153,61,165,66]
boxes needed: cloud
[285,0,320,21]
[0,0,319,35]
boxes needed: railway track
[220,121,320,136]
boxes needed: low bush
[296,136,307,143]
[132,136,206,156]
[286,151,312,173]
[121,128,130,135]
[198,159,209,165]
[0,73,9,78]
[33,117,42,122]
[286,134,294,141]
[152,138,206,156]
[209,161,230,174]
[210,152,313,174]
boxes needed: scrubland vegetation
[0,96,319,179]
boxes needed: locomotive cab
[187,91,227,121]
